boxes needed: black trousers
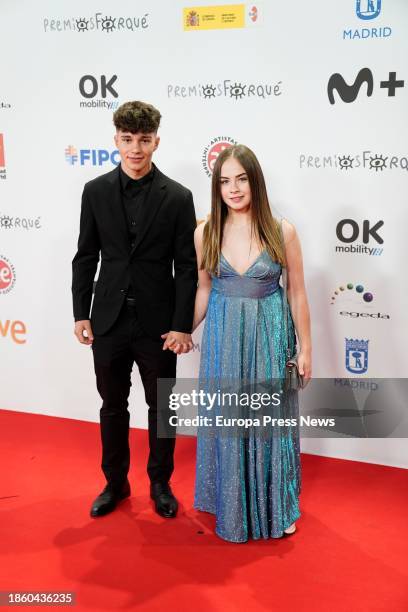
[91,300,177,490]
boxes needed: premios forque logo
[78,74,119,110]
[330,282,390,320]
[168,79,282,100]
[299,149,408,172]
[43,12,149,33]
[65,146,120,167]
[343,1,391,40]
[0,212,42,231]
[345,338,369,374]
[0,134,6,180]
[202,137,237,177]
[0,255,16,294]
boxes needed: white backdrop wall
[1,0,407,467]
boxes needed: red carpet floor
[0,409,407,611]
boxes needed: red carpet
[0,409,407,611]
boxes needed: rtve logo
[0,319,27,344]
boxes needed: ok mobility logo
[65,146,120,166]
[335,219,384,256]
[78,74,119,110]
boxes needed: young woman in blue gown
[191,145,312,542]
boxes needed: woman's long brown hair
[201,144,285,274]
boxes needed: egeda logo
[331,282,390,320]
[65,146,120,166]
[345,338,369,374]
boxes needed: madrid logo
[0,255,16,294]
[356,0,381,20]
[345,338,369,374]
[202,137,237,177]
[343,1,391,41]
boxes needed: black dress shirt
[119,164,155,297]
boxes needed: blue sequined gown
[194,250,301,542]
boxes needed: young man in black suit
[72,101,197,518]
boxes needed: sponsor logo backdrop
[1,0,406,466]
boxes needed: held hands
[161,331,193,354]
[297,350,312,382]
[74,320,94,345]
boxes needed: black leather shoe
[150,482,178,518]
[90,480,131,517]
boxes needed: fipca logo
[343,1,391,40]
[65,146,120,167]
[202,137,237,177]
[43,12,149,33]
[345,338,369,374]
[79,75,119,110]
[0,102,11,110]
[335,219,384,256]
[0,255,16,295]
[299,150,408,173]
[167,79,282,100]
[327,68,404,104]
[330,281,390,320]
[0,134,6,180]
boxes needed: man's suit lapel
[130,167,167,257]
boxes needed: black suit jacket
[72,164,198,338]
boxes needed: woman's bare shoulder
[194,217,209,245]
[280,217,297,245]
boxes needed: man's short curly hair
[113,101,161,133]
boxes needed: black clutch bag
[285,356,306,391]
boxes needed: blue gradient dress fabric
[194,250,301,542]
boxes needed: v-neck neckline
[221,250,265,277]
